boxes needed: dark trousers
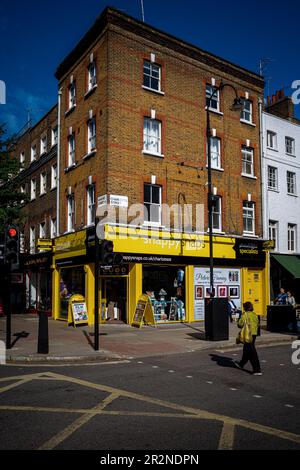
[240,335,261,373]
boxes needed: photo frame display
[195,286,203,300]
[229,286,240,299]
[217,286,228,298]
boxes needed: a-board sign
[131,294,155,328]
[68,294,89,327]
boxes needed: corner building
[52,7,269,324]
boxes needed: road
[0,344,299,451]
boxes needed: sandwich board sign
[131,294,155,328]
[68,294,89,327]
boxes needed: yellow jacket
[238,311,259,336]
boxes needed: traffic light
[5,225,20,270]
[99,240,123,266]
[0,240,4,264]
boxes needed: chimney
[265,89,295,120]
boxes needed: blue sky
[1,0,299,135]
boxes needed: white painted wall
[262,111,300,254]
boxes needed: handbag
[236,313,253,344]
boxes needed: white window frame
[39,222,46,239]
[20,151,25,170]
[51,126,58,147]
[30,226,36,254]
[144,183,162,226]
[67,195,75,232]
[143,60,161,92]
[51,164,57,189]
[288,224,297,252]
[87,118,96,154]
[40,135,47,155]
[287,171,296,195]
[88,62,97,91]
[285,136,295,155]
[31,145,37,162]
[207,137,221,169]
[50,218,57,238]
[87,184,95,226]
[143,118,162,156]
[241,99,253,123]
[243,201,255,235]
[268,220,278,251]
[206,84,220,112]
[268,166,278,191]
[30,178,36,200]
[267,131,277,150]
[242,146,254,176]
[68,134,75,167]
[212,196,222,232]
[69,83,76,109]
[40,172,47,195]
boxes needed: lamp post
[206,82,243,299]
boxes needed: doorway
[246,269,264,316]
[100,277,127,322]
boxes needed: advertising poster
[194,267,241,321]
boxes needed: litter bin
[267,305,296,333]
[205,297,229,341]
[37,309,49,354]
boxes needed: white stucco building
[261,91,300,298]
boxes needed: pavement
[0,314,299,364]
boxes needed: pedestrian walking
[234,301,262,376]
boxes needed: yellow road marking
[218,422,235,450]
[0,373,46,394]
[38,392,119,450]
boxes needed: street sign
[37,239,53,252]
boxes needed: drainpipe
[56,88,62,236]
[258,97,266,239]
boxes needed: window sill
[240,119,256,127]
[287,193,297,197]
[285,152,296,157]
[50,186,57,191]
[64,230,75,235]
[30,198,36,202]
[242,232,258,238]
[268,188,279,193]
[51,143,58,149]
[143,222,164,228]
[84,85,98,99]
[205,106,223,116]
[205,165,224,172]
[266,147,278,152]
[65,105,76,117]
[142,150,164,158]
[83,150,97,161]
[64,163,78,173]
[241,173,257,180]
[142,85,165,96]
[39,192,46,197]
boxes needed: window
[287,171,296,195]
[51,127,58,146]
[212,196,222,231]
[144,183,162,225]
[285,137,295,155]
[40,135,47,155]
[143,118,162,155]
[20,152,25,170]
[242,146,254,176]
[268,220,278,251]
[87,118,96,154]
[68,134,75,167]
[143,60,161,92]
[268,166,278,190]
[267,131,277,149]
[206,84,220,111]
[67,195,75,232]
[288,224,297,252]
[30,226,36,254]
[31,145,37,162]
[243,201,255,234]
[69,83,76,109]
[88,62,97,90]
[50,218,57,238]
[20,184,26,204]
[51,164,57,189]
[87,185,95,226]
[40,172,47,195]
[241,99,253,123]
[207,137,221,169]
[30,179,36,200]
[39,222,46,239]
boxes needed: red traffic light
[8,228,17,238]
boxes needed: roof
[55,6,265,89]
[271,254,300,279]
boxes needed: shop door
[101,277,127,322]
[246,270,263,315]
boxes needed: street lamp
[206,81,243,299]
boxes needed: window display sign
[132,294,155,328]
[194,267,241,321]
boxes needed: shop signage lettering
[99,265,129,275]
[55,231,86,254]
[233,238,265,261]
[143,237,205,251]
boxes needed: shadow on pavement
[209,354,252,374]
[11,331,29,348]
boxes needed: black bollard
[37,310,49,354]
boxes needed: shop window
[143,265,185,322]
[59,267,85,319]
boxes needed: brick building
[16,105,57,312]
[48,7,270,325]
